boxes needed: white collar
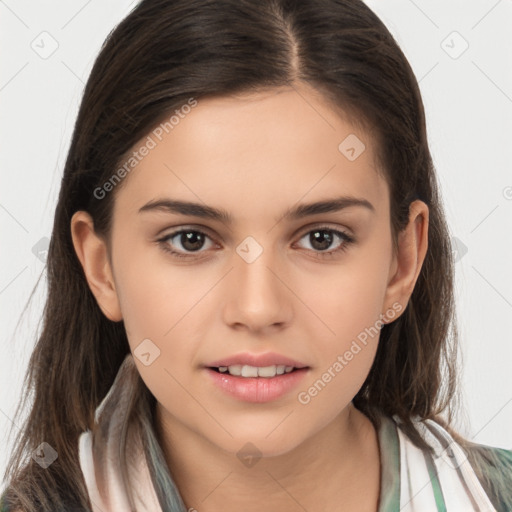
[78,353,163,512]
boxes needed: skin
[71,83,428,511]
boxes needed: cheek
[113,260,203,413]
[112,243,209,391]
[113,236,199,335]
[295,246,391,393]
[295,275,384,413]
[305,255,390,345]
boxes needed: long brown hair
[2,0,506,510]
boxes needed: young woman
[2,0,511,511]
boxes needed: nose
[222,245,293,334]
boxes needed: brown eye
[158,229,216,258]
[295,226,355,258]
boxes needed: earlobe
[70,211,123,322]
[382,200,429,319]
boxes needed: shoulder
[464,441,512,512]
[392,415,512,511]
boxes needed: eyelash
[157,225,355,261]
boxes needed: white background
[1,0,511,484]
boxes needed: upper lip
[206,352,308,369]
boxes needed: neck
[154,403,381,512]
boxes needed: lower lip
[205,367,309,403]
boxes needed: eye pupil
[181,231,205,251]
[310,230,333,251]
[161,226,350,259]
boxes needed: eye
[157,225,355,260]
[294,226,355,258]
[157,228,217,259]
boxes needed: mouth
[208,364,304,378]
[205,364,310,403]
[204,352,310,402]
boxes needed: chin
[210,423,308,459]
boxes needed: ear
[70,211,123,322]
[382,200,429,320]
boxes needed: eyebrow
[138,196,375,224]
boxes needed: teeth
[216,364,296,377]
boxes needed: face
[73,83,424,459]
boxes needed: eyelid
[293,224,355,253]
[157,221,353,241]
[294,221,354,239]
[158,224,221,241]
[157,222,355,260]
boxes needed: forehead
[112,85,388,225]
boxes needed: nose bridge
[224,234,291,329]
